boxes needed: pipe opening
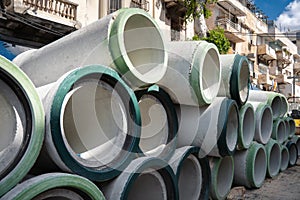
[239,60,249,103]
[277,121,286,143]
[201,48,220,101]
[242,106,255,146]
[295,138,300,156]
[253,148,266,186]
[284,120,290,141]
[281,146,289,171]
[123,15,166,83]
[289,120,296,136]
[280,96,288,116]
[0,78,27,177]
[178,154,202,200]
[127,169,167,200]
[268,143,280,176]
[271,96,281,118]
[139,95,168,157]
[217,156,233,197]
[260,107,272,144]
[289,144,298,166]
[226,105,238,152]
[32,188,88,200]
[61,78,128,167]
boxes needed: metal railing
[130,0,149,12]
[23,0,78,21]
[216,18,241,32]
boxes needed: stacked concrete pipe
[278,93,289,117]
[233,142,267,188]
[135,85,178,160]
[286,141,298,166]
[168,146,210,200]
[237,103,255,150]
[35,65,141,182]
[209,156,234,200]
[280,144,289,172]
[1,173,104,200]
[248,90,282,119]
[158,41,221,106]
[176,97,239,158]
[272,119,286,144]
[248,102,273,144]
[13,8,168,88]
[291,136,300,156]
[288,118,296,138]
[0,56,44,196]
[265,139,281,178]
[100,157,178,200]
[218,54,250,107]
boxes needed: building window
[108,0,122,14]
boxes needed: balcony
[257,44,277,61]
[217,0,246,16]
[276,47,292,68]
[130,0,149,12]
[0,0,79,47]
[216,18,245,43]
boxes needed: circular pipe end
[280,145,289,171]
[191,41,221,105]
[238,103,255,149]
[286,141,298,166]
[272,119,286,144]
[230,55,250,106]
[254,104,273,144]
[109,8,168,86]
[210,156,234,200]
[266,139,281,178]
[269,95,282,119]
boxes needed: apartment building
[205,0,300,99]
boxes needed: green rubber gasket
[190,42,221,106]
[230,54,250,107]
[109,8,167,85]
[172,146,211,200]
[217,99,239,157]
[50,65,141,181]
[1,173,105,200]
[135,85,178,160]
[120,157,179,200]
[0,56,45,197]
[246,142,266,188]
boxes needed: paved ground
[229,159,300,199]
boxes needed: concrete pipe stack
[0,7,299,200]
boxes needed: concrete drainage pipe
[248,91,281,119]
[100,157,178,200]
[168,146,210,200]
[278,93,288,117]
[283,118,290,141]
[265,139,281,178]
[209,156,234,200]
[218,54,250,107]
[280,144,289,172]
[1,173,104,199]
[176,97,238,158]
[286,141,298,166]
[158,41,221,106]
[233,142,267,188]
[135,86,178,160]
[0,56,44,196]
[272,119,286,144]
[36,65,141,182]
[13,8,167,88]
[291,136,300,156]
[288,118,296,137]
[248,102,273,144]
[237,103,255,150]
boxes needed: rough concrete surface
[229,158,300,199]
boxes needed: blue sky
[254,0,300,31]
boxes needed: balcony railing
[131,0,149,12]
[257,44,277,60]
[216,18,241,32]
[23,0,78,21]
